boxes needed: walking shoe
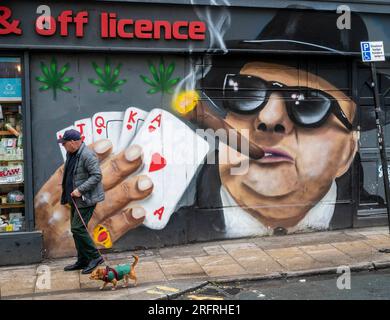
[64,261,88,271]
[81,256,104,274]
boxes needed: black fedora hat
[226,5,369,55]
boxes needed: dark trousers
[70,204,100,263]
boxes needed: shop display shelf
[0,182,24,185]
[0,100,22,104]
[0,203,24,209]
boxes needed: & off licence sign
[361,41,386,62]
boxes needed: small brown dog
[89,255,139,290]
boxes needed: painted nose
[255,93,294,134]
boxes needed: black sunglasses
[222,74,353,131]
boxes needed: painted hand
[34,139,153,258]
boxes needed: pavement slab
[134,261,167,284]
[157,257,206,280]
[253,230,365,250]
[331,240,379,260]
[2,226,390,300]
[299,244,354,266]
[224,246,283,274]
[354,227,390,237]
[195,254,248,278]
[202,245,227,256]
[159,245,207,259]
[35,269,80,293]
[221,242,258,251]
[0,268,38,298]
[362,235,390,250]
[265,247,324,271]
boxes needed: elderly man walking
[57,129,105,274]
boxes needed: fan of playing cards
[56,108,210,230]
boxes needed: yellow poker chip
[93,224,112,248]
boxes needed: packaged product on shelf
[17,133,22,148]
[7,115,16,127]
[5,138,17,148]
[0,164,23,184]
[5,123,20,137]
[9,213,24,231]
[0,143,4,157]
[7,190,24,203]
[0,215,7,224]
[0,214,9,232]
[9,212,23,220]
[17,147,23,159]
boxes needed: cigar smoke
[172,0,232,108]
[171,1,263,171]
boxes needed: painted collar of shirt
[220,181,337,237]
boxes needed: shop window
[0,57,25,233]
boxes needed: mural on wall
[31,6,390,258]
[36,57,73,100]
[89,58,127,93]
[140,58,181,95]
[33,57,360,257]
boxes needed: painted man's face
[219,62,358,229]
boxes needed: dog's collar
[103,266,119,282]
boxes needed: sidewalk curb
[211,272,283,284]
[166,261,388,300]
[214,262,375,283]
[372,260,390,270]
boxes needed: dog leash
[71,196,109,267]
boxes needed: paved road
[177,269,390,300]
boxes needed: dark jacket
[61,143,105,208]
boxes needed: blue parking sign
[361,41,386,62]
[361,42,370,52]
[361,42,371,62]
[363,51,371,61]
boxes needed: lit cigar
[174,90,264,160]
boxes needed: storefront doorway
[354,61,390,227]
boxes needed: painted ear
[336,131,359,178]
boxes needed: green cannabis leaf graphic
[89,58,127,93]
[140,58,180,95]
[36,57,73,100]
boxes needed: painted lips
[258,147,294,164]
